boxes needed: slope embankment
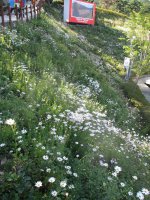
[0,3,149,200]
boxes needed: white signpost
[124,57,131,80]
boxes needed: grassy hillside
[0,3,150,200]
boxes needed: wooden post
[39,2,41,13]
[0,4,5,29]
[15,5,19,21]
[20,6,23,20]
[30,4,32,19]
[36,5,38,15]
[37,6,40,16]
[8,6,12,30]
[33,3,36,18]
[25,5,28,21]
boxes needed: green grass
[97,7,128,19]
[0,3,150,200]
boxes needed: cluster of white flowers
[77,85,92,98]
[141,188,149,195]
[2,77,149,199]
[21,129,27,134]
[136,188,149,200]
[4,29,30,49]
[85,76,102,94]
[99,160,108,168]
[1,28,149,199]
[112,166,122,177]
[5,118,16,126]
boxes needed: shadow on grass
[46,2,128,63]
[68,22,127,62]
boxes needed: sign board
[124,57,131,69]
[64,0,96,25]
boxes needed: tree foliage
[115,0,142,14]
[124,12,150,76]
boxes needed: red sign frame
[68,0,96,25]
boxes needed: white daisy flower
[60,180,67,188]
[51,190,57,197]
[35,181,42,188]
[43,155,49,160]
[48,177,56,183]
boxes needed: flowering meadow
[0,3,150,200]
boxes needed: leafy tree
[140,0,150,14]
[124,12,150,76]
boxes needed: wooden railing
[0,0,45,30]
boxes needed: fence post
[37,5,40,16]
[0,4,5,29]
[36,5,38,15]
[30,4,32,19]
[15,5,19,21]
[38,1,42,15]
[20,6,23,20]
[25,5,28,21]
[33,3,36,18]
[39,1,41,13]
[8,6,12,30]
